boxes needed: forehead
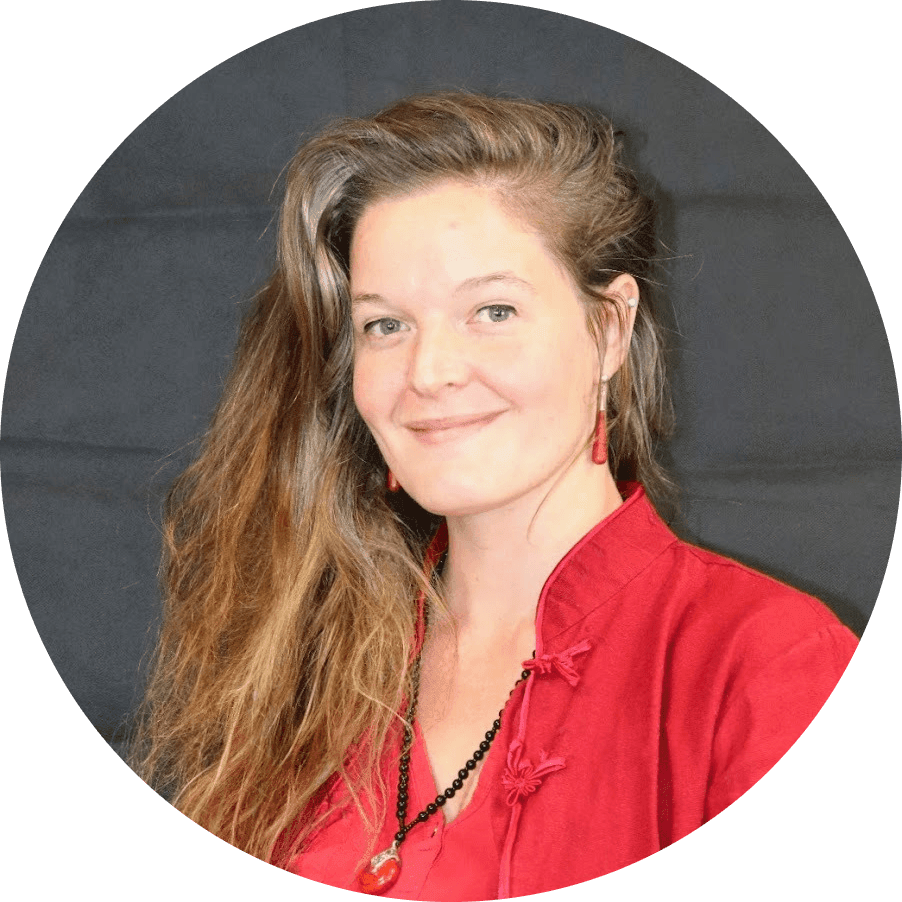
[352,181,521,249]
[349,181,566,298]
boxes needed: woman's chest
[416,626,534,821]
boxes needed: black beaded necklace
[357,611,533,895]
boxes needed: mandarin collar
[419,483,676,655]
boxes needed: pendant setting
[357,843,401,895]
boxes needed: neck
[438,460,622,634]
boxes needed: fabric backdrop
[2,2,899,760]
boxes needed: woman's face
[349,181,611,518]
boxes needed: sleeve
[703,619,858,821]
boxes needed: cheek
[489,361,581,428]
[352,353,403,432]
[351,359,377,427]
[351,350,378,425]
[513,330,596,411]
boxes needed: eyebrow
[454,271,537,295]
[351,271,537,308]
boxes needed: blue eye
[476,304,516,323]
[364,317,405,336]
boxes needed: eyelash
[362,317,405,337]
[475,304,516,323]
[361,304,517,337]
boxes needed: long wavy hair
[131,92,673,866]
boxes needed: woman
[134,93,858,899]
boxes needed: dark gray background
[2,1,899,765]
[4,4,898,899]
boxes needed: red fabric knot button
[501,740,566,807]
[522,639,592,686]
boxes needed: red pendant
[357,845,401,895]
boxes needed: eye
[475,304,516,324]
[363,317,407,337]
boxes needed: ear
[600,273,640,380]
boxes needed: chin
[409,491,490,519]
[406,475,509,519]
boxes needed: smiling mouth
[405,411,505,444]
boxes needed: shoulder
[641,537,859,679]
[544,484,858,667]
[666,537,851,626]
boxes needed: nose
[409,321,470,396]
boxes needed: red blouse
[283,483,859,899]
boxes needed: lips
[404,411,504,444]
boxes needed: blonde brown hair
[132,92,673,865]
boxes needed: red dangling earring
[591,377,608,465]
[386,469,401,493]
